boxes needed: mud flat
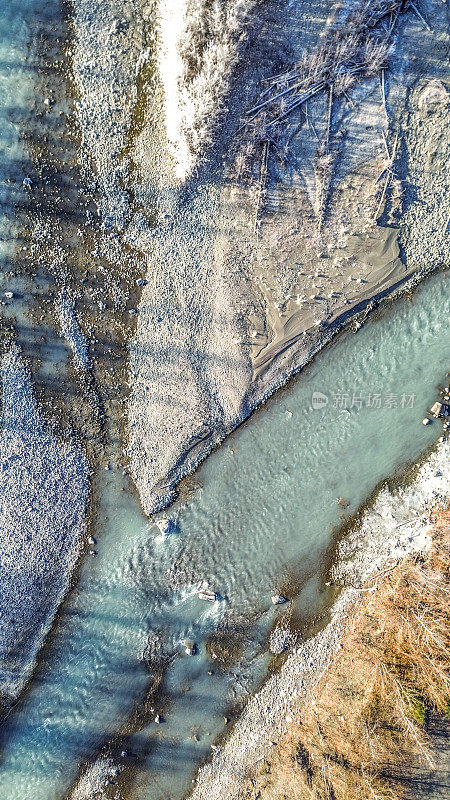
[189,438,450,800]
[0,346,88,707]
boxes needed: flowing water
[0,3,449,800]
[0,269,448,800]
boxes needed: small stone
[43,97,53,106]
[338,497,350,507]
[4,292,13,299]
[271,594,287,605]
[184,639,196,656]
[422,418,432,426]
[154,714,161,724]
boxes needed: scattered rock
[155,517,172,537]
[271,594,287,605]
[184,639,197,656]
[338,497,350,507]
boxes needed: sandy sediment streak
[57,289,90,371]
[190,439,450,800]
[0,346,89,705]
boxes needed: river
[0,2,448,800]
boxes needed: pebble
[271,594,288,605]
[184,639,196,656]
[422,418,432,425]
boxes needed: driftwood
[374,130,399,219]
[243,0,402,135]
[409,1,432,31]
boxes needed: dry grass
[244,0,399,131]
[241,509,450,800]
[157,0,257,178]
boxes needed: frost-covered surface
[0,346,89,703]
[57,290,89,370]
[70,0,148,227]
[157,0,257,178]
[333,441,450,585]
[190,440,450,800]
[70,757,123,800]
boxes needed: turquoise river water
[0,2,449,800]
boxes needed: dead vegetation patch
[231,0,423,231]
[241,508,450,800]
